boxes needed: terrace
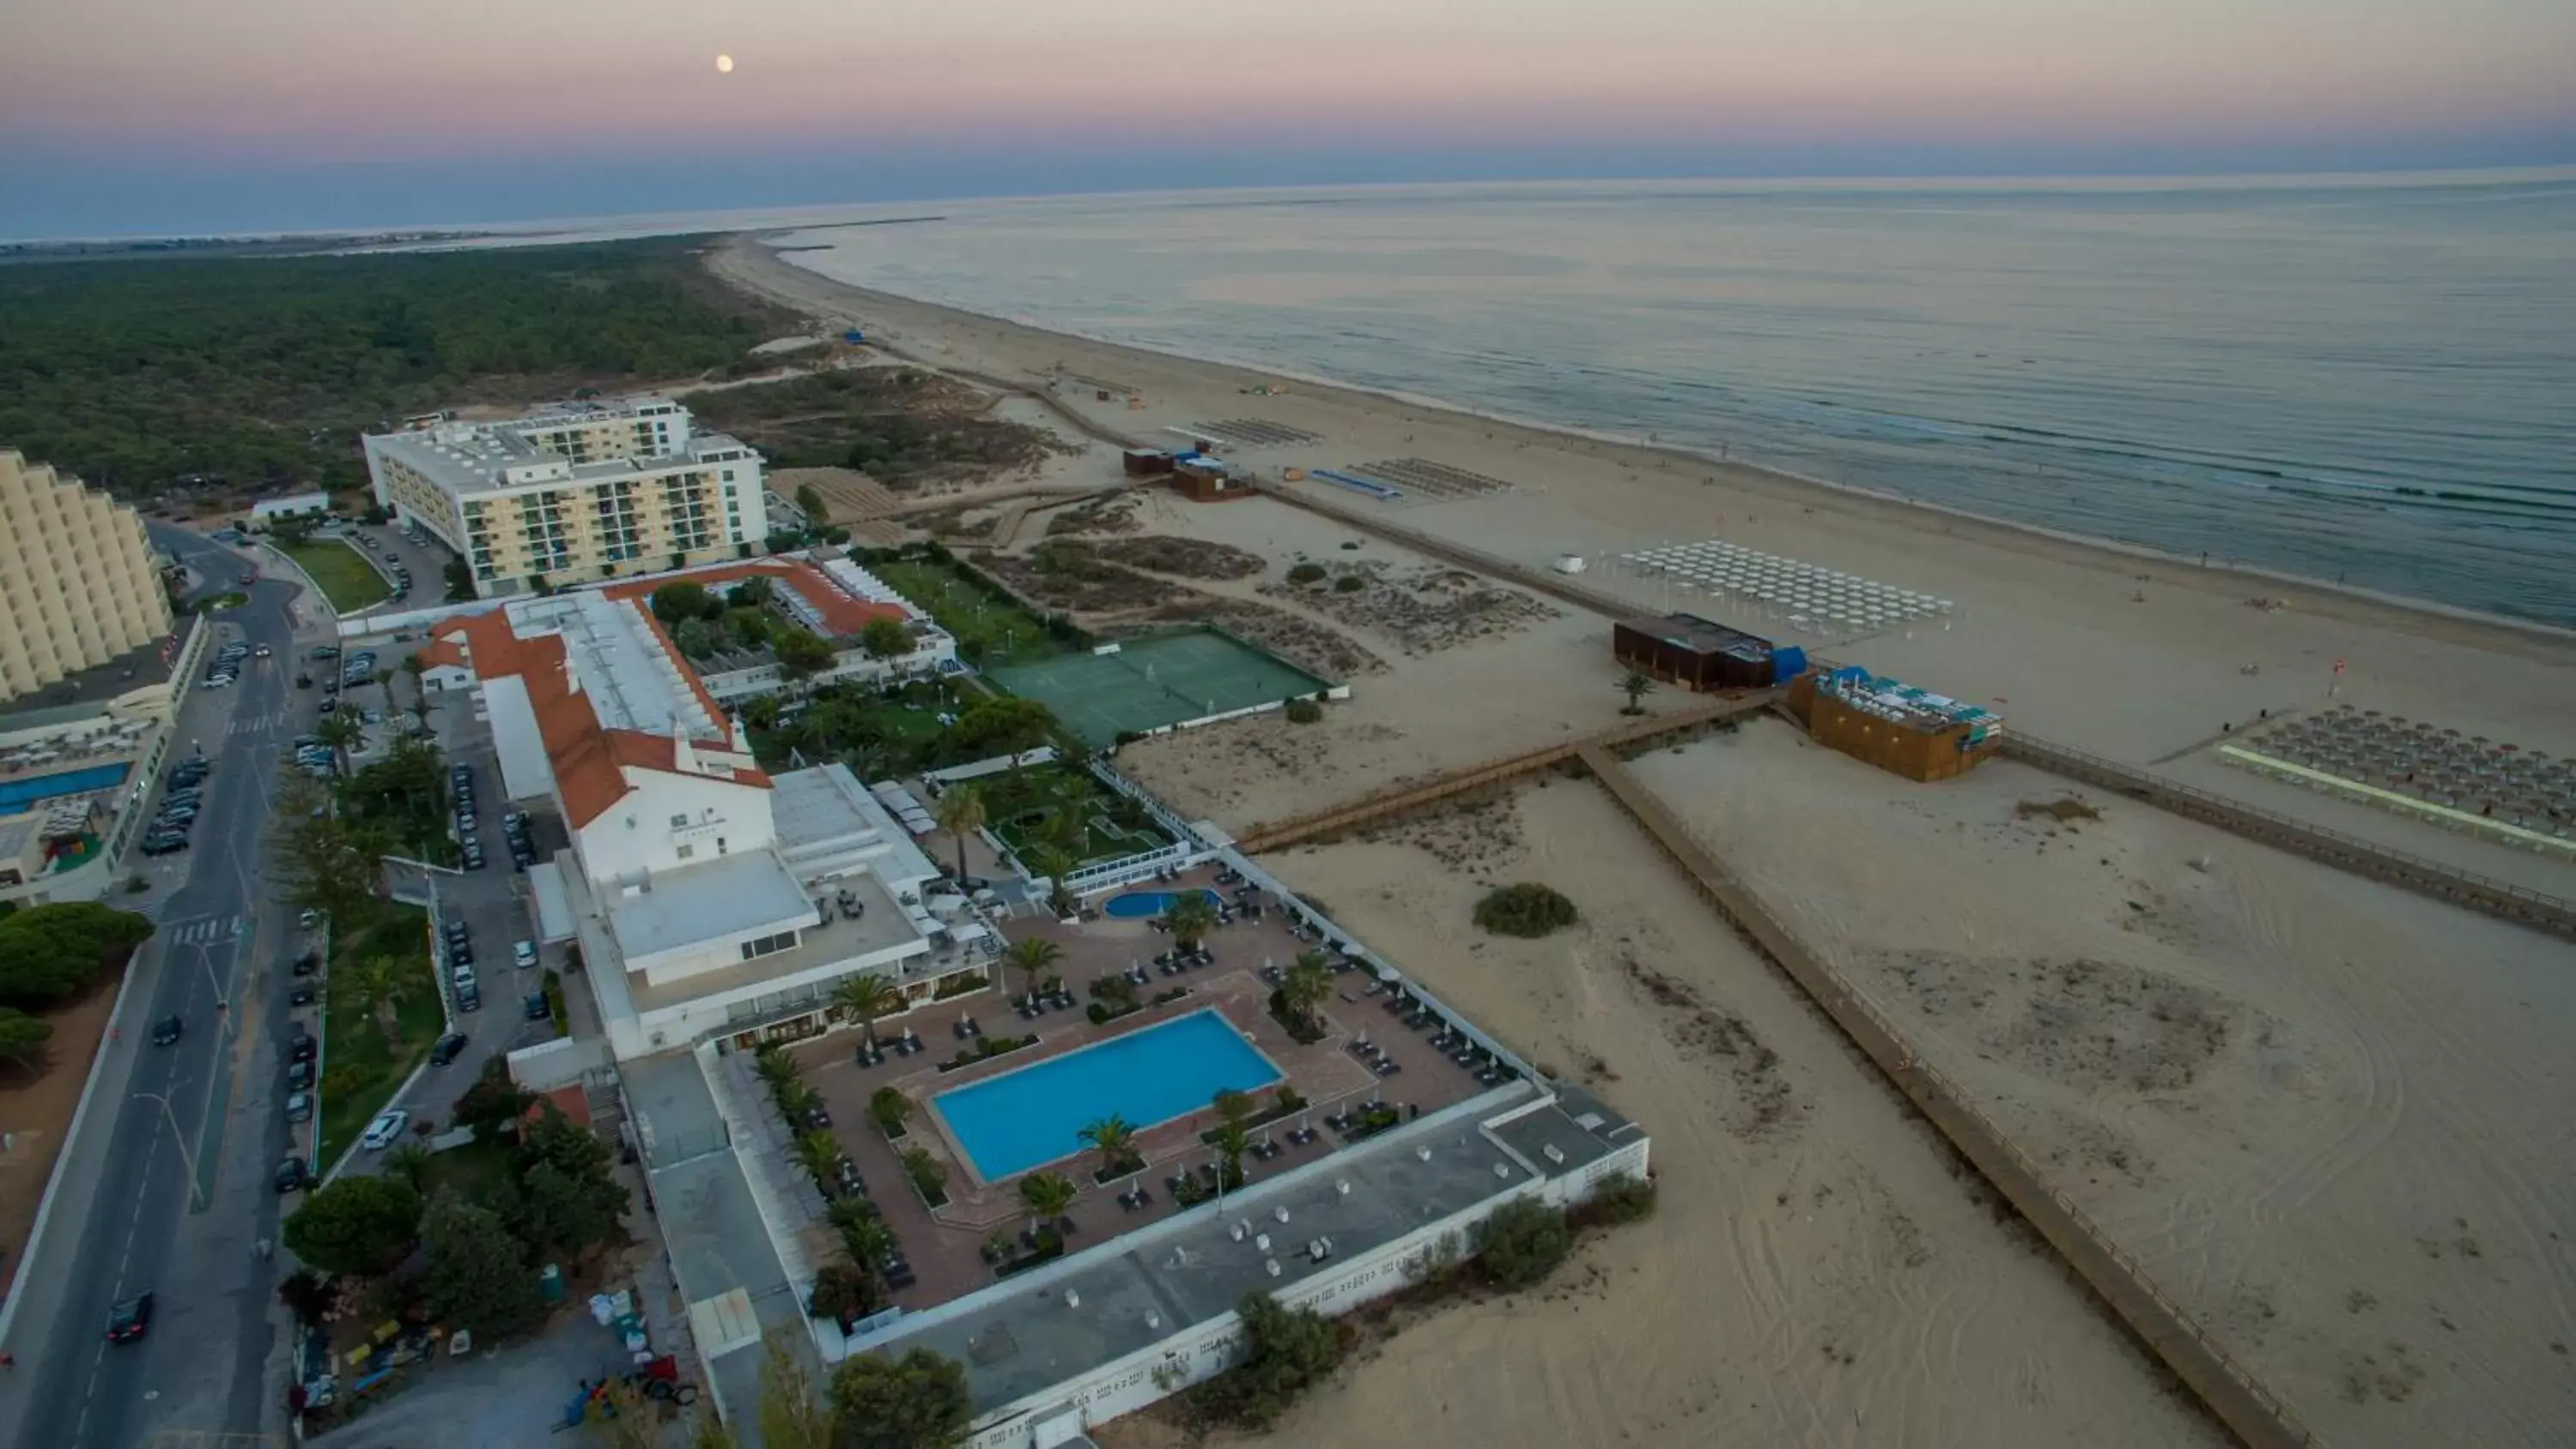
[779,863,1511,1314]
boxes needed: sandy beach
[702,234,2576,1446]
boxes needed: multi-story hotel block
[0,449,174,703]
[362,397,768,597]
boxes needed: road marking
[163,916,241,947]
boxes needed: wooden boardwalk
[1235,691,1777,853]
[1572,743,2317,1449]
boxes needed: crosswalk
[162,913,245,946]
[224,710,294,737]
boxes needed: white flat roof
[775,765,941,890]
[506,591,717,740]
[606,849,813,964]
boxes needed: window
[676,843,695,860]
[670,814,688,828]
[738,931,796,961]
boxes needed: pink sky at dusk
[9,0,2572,161]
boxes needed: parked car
[285,1059,313,1091]
[298,908,320,929]
[428,1032,469,1066]
[284,1092,312,1124]
[289,985,317,1007]
[273,1159,313,1194]
[106,1293,154,1343]
[513,940,538,969]
[523,991,549,1022]
[317,699,336,714]
[452,962,477,992]
[459,981,483,1012]
[289,1032,316,1064]
[360,1110,410,1150]
[291,952,321,977]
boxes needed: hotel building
[362,397,768,598]
[0,449,173,704]
[432,584,988,1060]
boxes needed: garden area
[338,735,459,868]
[276,537,392,613]
[872,553,1071,669]
[316,901,447,1163]
[975,764,1169,872]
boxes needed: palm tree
[753,1044,801,1092]
[833,973,904,1056]
[1162,891,1216,951]
[1280,950,1333,1034]
[1209,1118,1251,1189]
[794,1130,841,1185]
[933,785,986,884]
[335,951,418,1052]
[1029,843,1078,919]
[1019,1170,1077,1239]
[374,666,397,718]
[1078,1115,1137,1180]
[1002,937,1062,1006]
[1619,670,1656,715]
[315,713,366,776]
[401,654,428,720]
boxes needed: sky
[3,0,2572,238]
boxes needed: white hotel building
[433,586,990,1061]
[364,397,768,598]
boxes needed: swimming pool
[0,762,131,813]
[1102,888,1223,919]
[933,1010,1281,1181]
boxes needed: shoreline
[717,231,2574,655]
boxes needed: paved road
[0,525,325,1449]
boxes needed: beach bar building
[1612,613,1795,692]
[1789,665,2003,781]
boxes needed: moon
[715,54,734,74]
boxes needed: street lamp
[133,1088,207,1210]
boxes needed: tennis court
[987,628,1329,746]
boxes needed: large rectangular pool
[933,1009,1282,1182]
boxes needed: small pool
[933,1010,1281,1180]
[1102,888,1223,919]
[0,762,131,813]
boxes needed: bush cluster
[1472,882,1579,938]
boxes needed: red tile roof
[601,558,908,640]
[451,603,769,829]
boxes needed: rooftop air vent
[1265,1259,1281,1278]
[1064,1289,1079,1309]
[1542,1144,1566,1166]
[1254,1234,1271,1253]
[1335,1179,1352,1196]
[1493,1162,1514,1180]
[1273,1205,1290,1223]
[1417,1146,1432,1162]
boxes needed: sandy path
[1621,721,2576,1446]
[1097,781,2230,1449]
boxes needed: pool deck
[787,864,1497,1314]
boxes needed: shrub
[1568,1173,1658,1229]
[902,1147,950,1203]
[1283,698,1322,724]
[1333,573,1364,592]
[1473,1197,1573,1289]
[1188,1292,1345,1429]
[1085,1002,1110,1025]
[1285,562,1326,585]
[809,1260,879,1325]
[869,1085,913,1139]
[1472,882,1578,938]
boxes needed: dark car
[317,698,336,714]
[291,953,321,977]
[295,674,313,689]
[150,1015,183,1046]
[289,985,317,1007]
[523,991,549,1022]
[288,1031,317,1064]
[274,1159,313,1195]
[428,1031,469,1065]
[140,834,188,857]
[458,983,482,1013]
[285,1059,313,1091]
[106,1293,154,1343]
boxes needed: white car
[453,962,478,991]
[512,940,537,969]
[360,1110,410,1150]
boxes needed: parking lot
[342,677,566,1174]
[337,516,459,609]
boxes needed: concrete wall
[573,771,775,886]
[507,1034,611,1091]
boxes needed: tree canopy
[858,617,910,662]
[0,240,795,497]
[828,1348,974,1449]
[419,1187,545,1340]
[0,900,155,1006]
[950,697,1057,758]
[282,1174,424,1276]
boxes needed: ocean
[754,173,2576,627]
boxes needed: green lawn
[750,677,966,778]
[872,557,1067,668]
[279,538,392,614]
[976,765,1170,870]
[317,902,446,1164]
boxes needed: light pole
[134,1087,207,1210]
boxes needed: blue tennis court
[933,1010,1281,1181]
